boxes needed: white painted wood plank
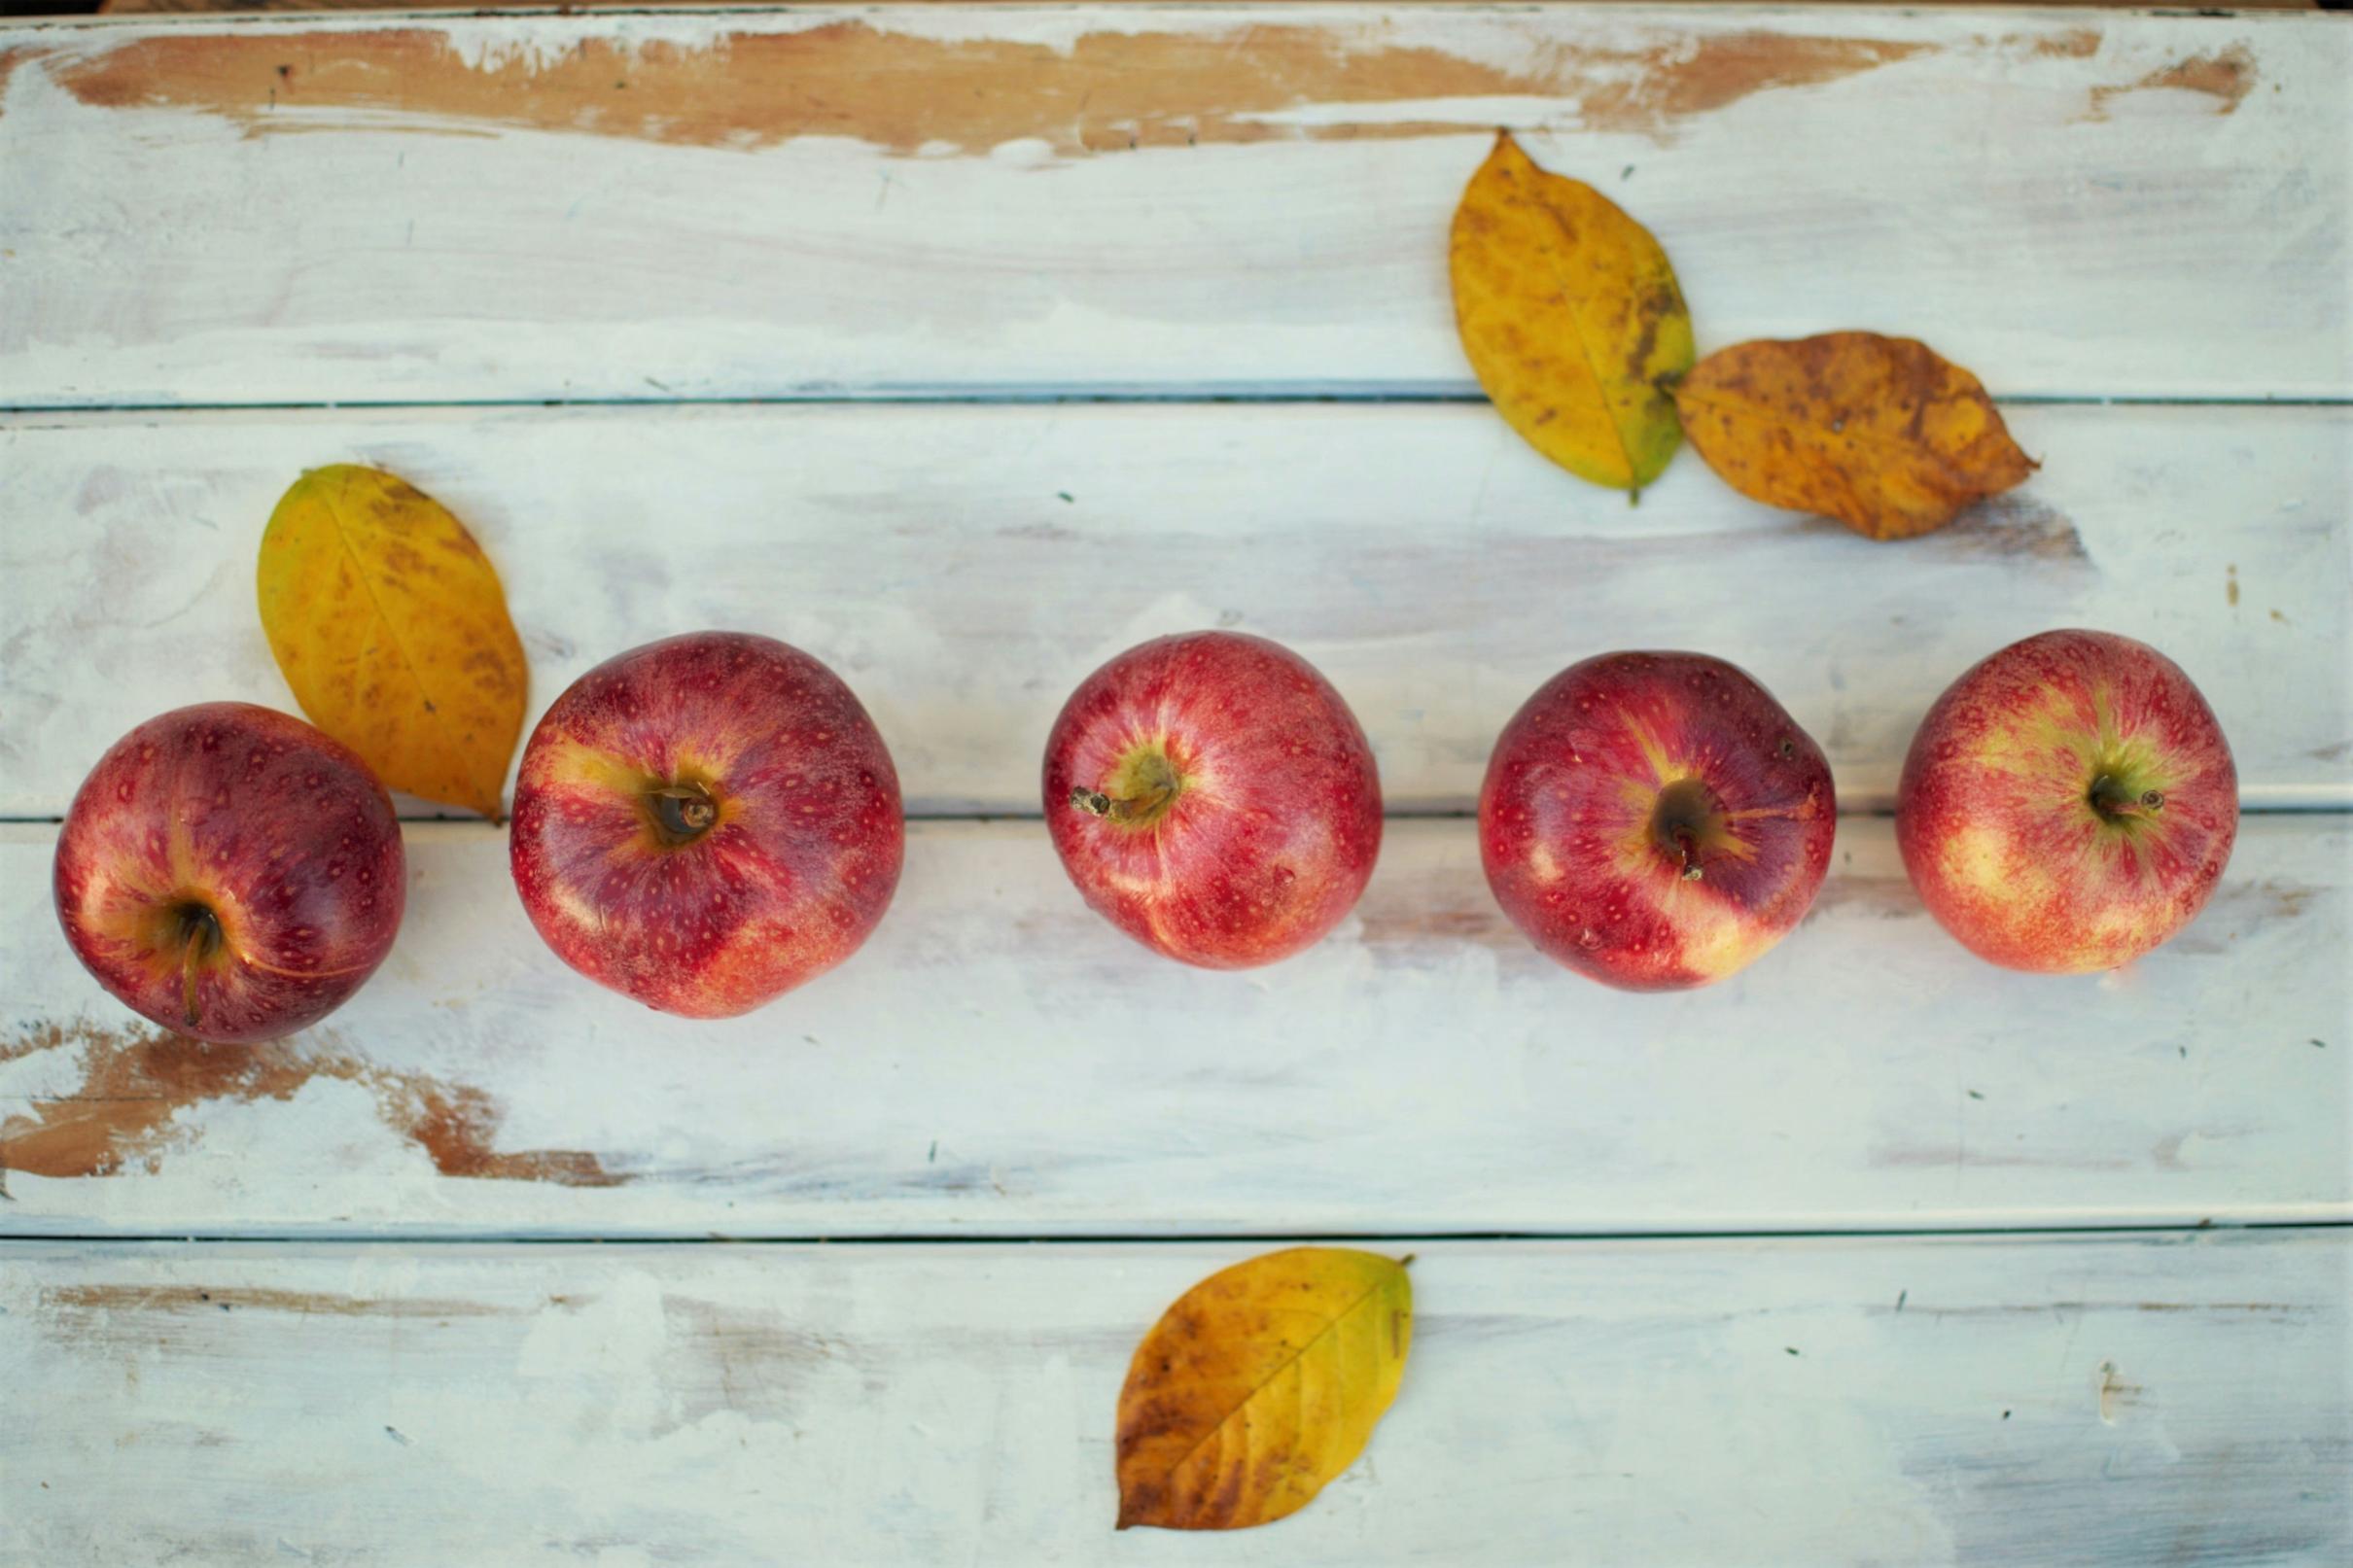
[3,817,2345,1237]
[1,1232,2344,1564]
[4,401,2345,818]
[2,7,2344,404]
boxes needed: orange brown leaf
[1114,1246,1412,1532]
[257,465,528,818]
[1451,130,1695,493]
[1673,332,2037,540]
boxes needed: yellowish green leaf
[1451,129,1695,492]
[257,465,527,818]
[1673,331,2038,540]
[1114,1246,1412,1531]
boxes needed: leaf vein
[1531,192,1640,487]
[1678,386,1982,489]
[1152,1273,1392,1504]
[313,475,486,809]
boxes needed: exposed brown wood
[0,1019,624,1186]
[39,21,1935,156]
[82,2,2331,15]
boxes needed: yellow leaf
[1451,130,1695,493]
[1673,331,2038,540]
[1115,1246,1412,1531]
[257,465,527,818]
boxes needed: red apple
[1042,632,1382,968]
[509,632,902,1016]
[1896,629,2236,973]
[53,703,405,1044]
[1481,653,1836,990]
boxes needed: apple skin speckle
[509,632,903,1018]
[1481,651,1835,991]
[54,703,405,1044]
[1042,632,1382,969]
[1896,629,2236,974]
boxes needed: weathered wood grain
[1,1232,2344,1564]
[4,401,2344,819]
[90,1,2337,16]
[2,8,2345,404]
[4,817,2345,1237]
[2,7,2344,1560]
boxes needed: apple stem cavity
[1071,746,1183,829]
[1650,777,1724,883]
[647,783,720,847]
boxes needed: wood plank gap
[24,4,2342,29]
[9,393,2353,417]
[8,1221,2348,1248]
[4,808,2353,832]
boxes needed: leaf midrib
[1147,1267,1396,1504]
[312,474,479,809]
[1677,383,1982,491]
[1532,183,1640,487]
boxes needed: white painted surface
[4,817,2345,1237]
[1,1233,2345,1565]
[0,8,2346,404]
[3,7,2348,1557]
[4,401,2345,819]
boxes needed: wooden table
[2,5,2347,1561]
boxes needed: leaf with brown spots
[1450,130,1695,494]
[258,465,527,817]
[1114,1246,1411,1532]
[1673,332,2037,540]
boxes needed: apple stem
[1068,781,1176,823]
[174,902,224,1029]
[1649,777,1721,883]
[648,784,719,843]
[1674,830,1704,882]
[2090,775,2164,822]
